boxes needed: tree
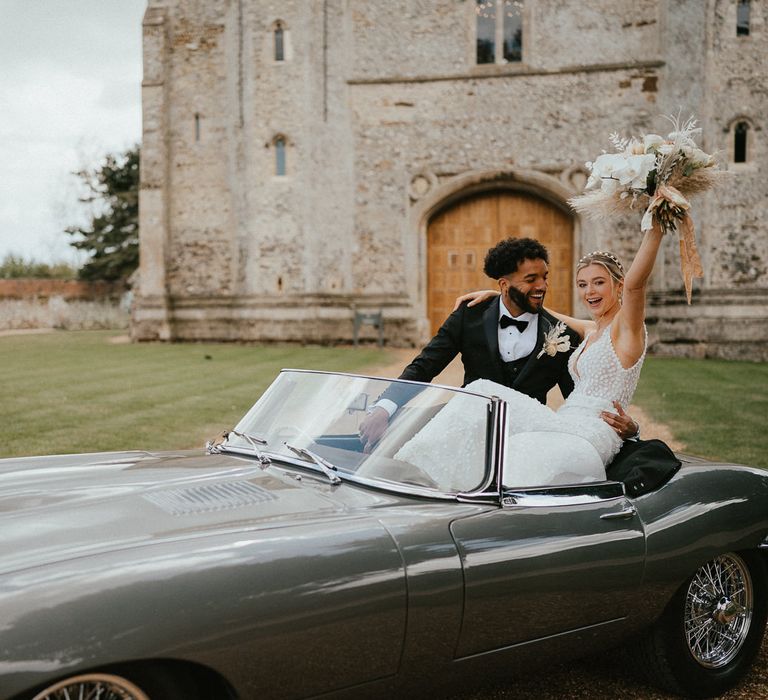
[67,146,139,283]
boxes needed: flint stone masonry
[133,0,768,359]
[0,280,128,332]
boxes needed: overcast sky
[0,1,146,264]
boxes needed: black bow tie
[500,316,529,332]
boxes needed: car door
[450,481,645,659]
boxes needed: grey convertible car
[2,370,767,700]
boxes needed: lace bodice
[567,324,647,410]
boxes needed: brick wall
[0,279,121,301]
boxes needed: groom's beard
[507,286,544,315]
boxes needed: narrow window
[274,23,285,61]
[275,137,286,176]
[734,122,749,163]
[737,0,750,36]
[502,1,523,62]
[476,0,523,64]
[476,1,496,64]
[194,113,201,142]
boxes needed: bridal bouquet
[570,114,724,303]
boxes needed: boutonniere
[537,321,571,359]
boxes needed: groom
[360,237,638,448]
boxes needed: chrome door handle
[600,505,637,520]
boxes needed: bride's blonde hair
[577,250,625,283]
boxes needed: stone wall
[0,279,128,331]
[134,0,768,358]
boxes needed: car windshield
[224,370,494,494]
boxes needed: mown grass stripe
[0,331,389,457]
[633,356,768,468]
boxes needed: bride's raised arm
[617,217,665,338]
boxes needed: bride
[399,218,665,488]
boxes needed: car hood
[0,450,393,576]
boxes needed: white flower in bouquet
[643,133,664,151]
[684,146,714,168]
[617,153,657,189]
[668,129,698,149]
[585,154,624,193]
[586,152,656,194]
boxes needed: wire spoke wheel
[31,673,150,700]
[684,552,753,668]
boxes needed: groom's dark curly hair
[483,237,549,279]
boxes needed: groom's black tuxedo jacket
[385,297,579,406]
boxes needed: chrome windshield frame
[456,394,505,504]
[220,368,503,503]
[277,367,498,401]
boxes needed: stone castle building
[133,0,767,360]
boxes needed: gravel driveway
[449,628,768,699]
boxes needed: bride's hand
[452,289,499,312]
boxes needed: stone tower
[133,0,768,360]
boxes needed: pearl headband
[578,250,625,273]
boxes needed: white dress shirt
[376,304,540,418]
[498,306,538,362]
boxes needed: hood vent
[144,480,278,516]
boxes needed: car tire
[640,550,768,698]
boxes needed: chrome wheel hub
[684,553,753,668]
[713,596,745,625]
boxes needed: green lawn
[0,331,390,458]
[2,331,766,469]
[634,356,768,468]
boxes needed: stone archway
[427,190,574,335]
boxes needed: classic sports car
[2,370,767,700]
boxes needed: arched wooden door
[427,191,574,335]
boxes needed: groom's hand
[359,407,390,453]
[601,401,639,441]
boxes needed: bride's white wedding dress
[394,324,646,488]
